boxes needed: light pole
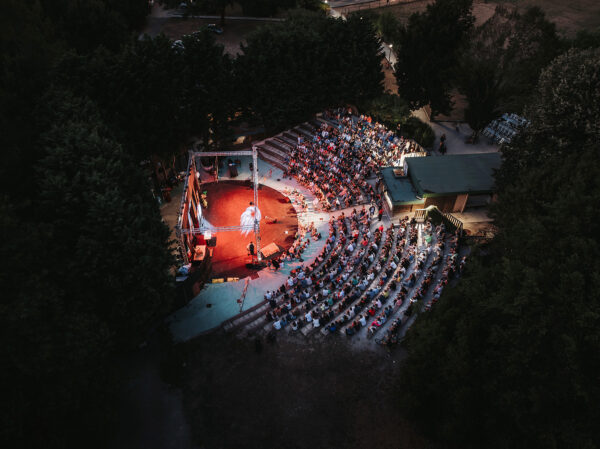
[388,43,393,61]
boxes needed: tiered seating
[256,143,288,171]
[332,218,415,336]
[236,110,471,348]
[237,210,363,336]
[223,215,338,334]
[264,209,372,335]
[365,225,440,338]
[373,223,462,347]
[297,211,377,336]
[231,220,467,352]
[422,233,464,312]
[304,220,402,336]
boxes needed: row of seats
[262,209,375,333]
[237,208,363,335]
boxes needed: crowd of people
[264,208,373,330]
[252,110,467,350]
[284,109,423,212]
[325,108,425,165]
[262,211,465,350]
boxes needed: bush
[399,116,435,148]
[362,93,410,130]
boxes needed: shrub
[399,116,435,148]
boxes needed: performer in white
[240,202,261,236]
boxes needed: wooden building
[381,153,501,214]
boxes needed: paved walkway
[412,108,500,155]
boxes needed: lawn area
[368,0,600,36]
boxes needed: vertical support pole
[177,226,188,264]
[176,150,195,265]
[252,147,262,261]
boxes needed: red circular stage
[201,181,298,279]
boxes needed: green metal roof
[380,167,425,205]
[406,153,501,197]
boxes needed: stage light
[204,230,212,240]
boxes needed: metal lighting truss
[176,147,262,263]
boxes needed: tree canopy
[456,6,560,134]
[394,0,474,116]
[1,90,174,448]
[235,11,384,131]
[398,48,600,449]
[55,30,234,160]
[0,2,388,447]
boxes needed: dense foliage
[399,116,435,148]
[0,2,174,448]
[56,31,234,159]
[161,0,328,19]
[0,2,387,447]
[351,9,401,43]
[456,6,561,134]
[362,94,410,130]
[398,48,600,449]
[235,11,384,131]
[38,0,149,52]
[0,91,175,448]
[394,0,474,116]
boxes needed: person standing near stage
[378,207,384,221]
[247,241,255,257]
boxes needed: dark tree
[398,48,600,449]
[38,0,149,52]
[236,11,383,131]
[180,30,234,149]
[456,6,560,136]
[394,0,474,117]
[56,31,234,159]
[571,28,600,49]
[1,91,175,448]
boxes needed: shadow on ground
[174,332,441,449]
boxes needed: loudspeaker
[260,242,281,259]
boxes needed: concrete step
[283,131,300,143]
[293,126,314,140]
[257,151,287,171]
[277,135,297,147]
[320,116,340,128]
[299,122,315,133]
[266,139,292,153]
[259,143,287,160]
[272,136,295,150]
[309,118,323,128]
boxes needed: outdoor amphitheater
[169,109,474,349]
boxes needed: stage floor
[202,180,298,279]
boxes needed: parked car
[207,24,223,34]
